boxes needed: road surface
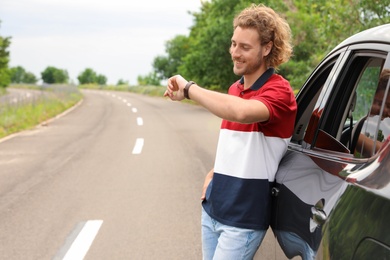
[0,89,288,259]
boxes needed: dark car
[271,24,390,259]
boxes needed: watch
[184,81,195,99]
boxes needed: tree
[152,35,191,80]
[77,68,97,84]
[10,66,37,84]
[0,21,11,88]
[117,79,128,85]
[281,0,390,89]
[150,0,390,91]
[10,66,25,83]
[77,68,107,85]
[41,66,69,84]
[23,71,38,84]
[96,74,107,85]
[137,72,161,86]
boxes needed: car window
[311,52,388,159]
[353,59,382,120]
[336,56,384,154]
[291,54,342,145]
[354,66,390,157]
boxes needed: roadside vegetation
[0,85,82,139]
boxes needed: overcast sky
[0,0,202,85]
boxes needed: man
[164,4,296,260]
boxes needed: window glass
[293,58,338,145]
[353,62,382,119]
[355,67,390,157]
[311,54,387,158]
[378,69,390,144]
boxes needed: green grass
[0,85,82,139]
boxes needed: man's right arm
[164,75,270,124]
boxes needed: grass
[0,84,82,139]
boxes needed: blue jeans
[274,230,316,260]
[201,208,266,260]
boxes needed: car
[271,23,390,260]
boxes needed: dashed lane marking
[137,117,143,126]
[132,138,144,154]
[55,220,103,260]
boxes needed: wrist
[184,81,196,99]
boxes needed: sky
[0,0,203,85]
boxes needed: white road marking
[137,117,143,126]
[132,138,144,154]
[62,220,103,260]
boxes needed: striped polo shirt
[202,72,297,230]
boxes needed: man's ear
[263,41,273,57]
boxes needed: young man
[164,4,297,260]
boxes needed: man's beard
[233,53,263,76]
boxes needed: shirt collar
[239,67,275,90]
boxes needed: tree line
[146,0,390,91]
[2,63,112,86]
[1,0,389,90]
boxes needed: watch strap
[184,81,195,99]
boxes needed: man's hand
[201,169,214,201]
[163,75,188,101]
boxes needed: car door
[272,43,390,260]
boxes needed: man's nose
[230,46,240,58]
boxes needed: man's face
[230,26,265,77]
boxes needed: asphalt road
[0,89,288,259]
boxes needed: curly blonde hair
[233,4,293,69]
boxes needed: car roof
[329,23,390,55]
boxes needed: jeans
[274,230,316,260]
[201,208,266,260]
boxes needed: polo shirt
[202,70,297,230]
